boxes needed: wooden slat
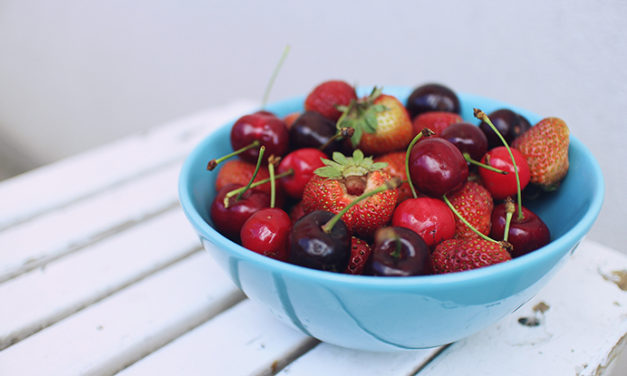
[0,162,180,282]
[416,240,627,376]
[0,252,244,376]
[0,208,200,350]
[118,299,318,376]
[0,101,255,230]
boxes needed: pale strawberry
[512,117,570,191]
[447,180,493,239]
[374,151,413,203]
[215,159,271,193]
[431,238,511,274]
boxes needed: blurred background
[0,0,625,251]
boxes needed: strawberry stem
[223,169,293,206]
[207,140,260,170]
[261,45,290,109]
[473,108,524,220]
[321,177,401,233]
[463,153,509,174]
[405,128,436,198]
[236,146,265,202]
[442,194,499,244]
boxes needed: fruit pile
[206,81,570,276]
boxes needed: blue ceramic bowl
[178,87,604,351]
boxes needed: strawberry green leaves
[336,87,389,147]
[315,150,387,179]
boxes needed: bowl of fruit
[178,81,604,351]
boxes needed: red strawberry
[412,111,462,137]
[431,238,511,274]
[305,80,357,121]
[338,87,413,155]
[345,236,372,275]
[447,180,494,239]
[512,117,570,191]
[374,151,413,203]
[301,150,398,238]
[283,112,301,129]
[215,159,271,193]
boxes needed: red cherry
[408,137,469,197]
[490,203,550,258]
[278,148,327,198]
[230,111,289,164]
[210,183,270,240]
[241,208,292,261]
[479,146,530,200]
[391,197,456,247]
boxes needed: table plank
[118,299,318,376]
[0,252,244,376]
[0,101,254,231]
[417,240,627,376]
[0,208,200,350]
[0,162,180,282]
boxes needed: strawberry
[305,80,357,121]
[345,236,372,275]
[412,111,462,137]
[512,117,570,191]
[447,180,493,239]
[301,150,398,238]
[215,159,271,193]
[283,112,301,129]
[431,238,511,274]
[337,87,413,155]
[374,151,413,203]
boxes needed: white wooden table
[1,101,626,376]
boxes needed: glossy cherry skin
[367,226,431,276]
[409,137,469,197]
[289,111,342,155]
[479,109,531,149]
[406,83,460,119]
[278,148,327,198]
[479,146,530,200]
[392,197,456,247]
[210,183,270,241]
[440,122,488,162]
[490,204,550,258]
[230,111,289,163]
[241,208,292,261]
[288,210,350,272]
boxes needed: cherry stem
[405,128,436,198]
[236,146,265,202]
[319,127,354,151]
[267,155,280,209]
[503,197,515,242]
[321,177,401,234]
[207,140,260,171]
[223,169,293,206]
[442,194,499,244]
[261,45,291,109]
[463,153,508,174]
[391,232,402,259]
[473,108,524,220]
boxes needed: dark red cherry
[367,226,431,276]
[210,183,270,241]
[490,204,550,258]
[230,111,289,164]
[241,208,292,261]
[408,137,468,197]
[288,210,350,272]
[479,146,530,200]
[391,197,455,247]
[479,109,531,149]
[440,122,488,162]
[406,83,460,119]
[277,148,327,198]
[289,111,343,155]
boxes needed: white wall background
[0,0,625,251]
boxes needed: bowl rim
[178,89,605,290]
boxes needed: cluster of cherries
[207,83,551,276]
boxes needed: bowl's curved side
[178,88,604,351]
